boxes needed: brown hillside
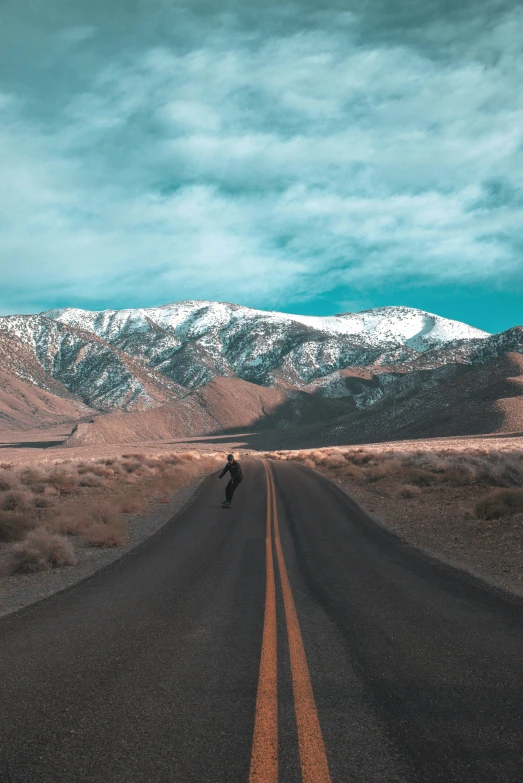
[0,368,94,433]
[190,376,288,431]
[63,376,350,446]
[287,352,523,448]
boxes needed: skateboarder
[218,454,243,508]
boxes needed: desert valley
[0,300,522,610]
[3,0,523,777]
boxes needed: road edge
[0,473,210,620]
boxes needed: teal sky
[0,0,522,334]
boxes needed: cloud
[0,3,522,315]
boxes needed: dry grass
[0,469,20,491]
[7,528,75,573]
[475,489,523,520]
[116,491,146,514]
[48,505,92,536]
[82,523,126,547]
[79,472,109,488]
[396,485,423,499]
[48,468,80,494]
[260,444,523,592]
[262,445,523,493]
[0,511,36,542]
[0,450,224,575]
[0,490,34,512]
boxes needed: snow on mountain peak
[0,301,515,420]
[43,301,488,349]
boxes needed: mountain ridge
[0,301,520,441]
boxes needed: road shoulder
[327,473,523,598]
[0,475,208,618]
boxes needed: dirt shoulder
[260,444,523,598]
[333,476,523,597]
[0,473,208,619]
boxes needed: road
[0,458,522,782]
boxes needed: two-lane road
[1,458,522,782]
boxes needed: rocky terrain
[0,301,521,444]
[43,301,488,388]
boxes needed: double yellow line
[249,461,332,783]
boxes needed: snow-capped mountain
[41,302,489,390]
[46,301,487,352]
[1,301,519,431]
[0,314,182,411]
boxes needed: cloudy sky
[0,0,522,332]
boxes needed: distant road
[1,459,522,782]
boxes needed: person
[218,454,243,508]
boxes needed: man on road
[218,454,243,508]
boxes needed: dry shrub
[79,472,108,488]
[83,522,125,547]
[364,459,403,483]
[43,485,59,497]
[77,463,114,478]
[440,465,476,485]
[349,451,374,465]
[8,528,75,573]
[0,489,34,512]
[121,459,144,474]
[321,455,347,470]
[474,489,523,520]
[156,458,217,495]
[0,511,36,542]
[266,448,523,499]
[48,505,91,536]
[93,466,114,478]
[145,457,164,469]
[342,463,364,478]
[177,451,201,462]
[0,469,19,491]
[82,501,126,547]
[303,458,315,469]
[405,468,439,487]
[33,494,55,509]
[49,468,79,494]
[117,492,146,514]
[363,466,384,483]
[89,501,121,525]
[19,466,49,487]
[160,453,181,465]
[397,485,423,499]
[104,458,123,474]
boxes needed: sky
[0,0,522,333]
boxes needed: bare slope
[0,315,183,411]
[64,376,350,446]
[0,368,93,433]
[294,352,523,447]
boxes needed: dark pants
[225,477,242,503]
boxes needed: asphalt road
[0,458,522,783]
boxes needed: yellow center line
[249,462,278,783]
[268,462,333,783]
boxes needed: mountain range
[0,301,521,444]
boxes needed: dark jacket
[219,460,243,481]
